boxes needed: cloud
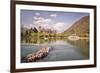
[35,12,40,16]
[22,24,35,29]
[50,14,57,17]
[33,16,67,33]
[53,22,66,33]
[33,16,51,28]
[33,16,38,20]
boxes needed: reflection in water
[67,39,89,59]
[21,38,89,63]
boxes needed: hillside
[64,16,89,37]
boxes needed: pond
[21,38,89,63]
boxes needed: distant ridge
[64,16,89,37]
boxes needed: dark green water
[21,38,89,63]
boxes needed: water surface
[21,38,89,63]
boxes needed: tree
[33,27,38,33]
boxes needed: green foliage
[21,27,39,43]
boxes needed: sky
[21,9,89,33]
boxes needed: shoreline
[79,37,89,39]
[21,37,89,45]
[21,43,40,45]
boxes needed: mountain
[64,16,89,37]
